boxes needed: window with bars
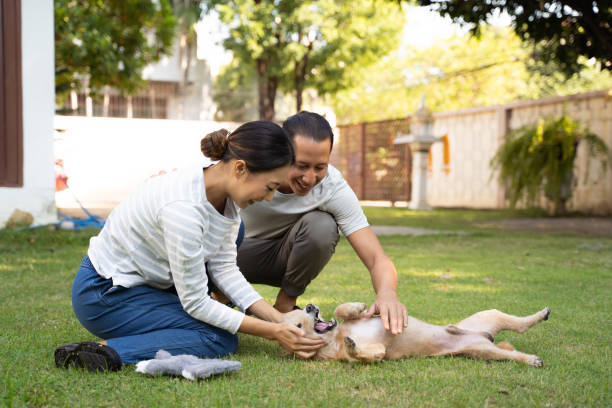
[61,82,172,120]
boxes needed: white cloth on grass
[135,350,241,380]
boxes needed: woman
[55,121,325,372]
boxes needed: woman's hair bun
[201,129,230,160]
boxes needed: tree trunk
[175,33,188,119]
[296,81,304,113]
[173,0,192,119]
[294,41,313,113]
[256,58,277,120]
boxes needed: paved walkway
[370,225,464,236]
[372,218,612,237]
[476,217,612,236]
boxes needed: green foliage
[212,60,300,122]
[333,26,533,123]
[524,54,612,98]
[212,59,258,121]
[331,22,612,124]
[416,0,612,76]
[171,0,208,96]
[491,115,608,215]
[173,0,206,43]
[54,0,176,103]
[214,0,404,119]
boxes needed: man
[237,111,408,334]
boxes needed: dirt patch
[476,217,612,236]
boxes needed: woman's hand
[238,313,326,359]
[272,322,326,359]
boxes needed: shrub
[491,115,608,215]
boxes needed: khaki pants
[237,211,340,297]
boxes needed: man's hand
[364,292,408,335]
[345,227,407,334]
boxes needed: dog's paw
[542,307,551,321]
[335,303,368,320]
[344,336,356,352]
[526,355,543,367]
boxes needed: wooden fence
[333,89,612,213]
[331,118,412,203]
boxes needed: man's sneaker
[54,342,122,372]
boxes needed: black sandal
[54,342,122,372]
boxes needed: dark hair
[282,111,334,151]
[201,120,295,173]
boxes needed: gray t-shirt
[241,164,369,239]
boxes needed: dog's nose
[305,304,318,314]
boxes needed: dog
[283,303,550,366]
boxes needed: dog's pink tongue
[315,321,330,331]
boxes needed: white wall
[0,0,57,227]
[428,108,504,208]
[426,90,612,213]
[54,116,239,211]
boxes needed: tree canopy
[172,0,208,96]
[332,25,530,123]
[55,0,176,103]
[415,0,612,76]
[215,0,405,120]
[330,24,612,124]
[212,59,258,122]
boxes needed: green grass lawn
[1,209,611,407]
[362,207,548,231]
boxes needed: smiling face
[231,164,291,209]
[278,135,331,196]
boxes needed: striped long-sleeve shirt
[87,162,262,333]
